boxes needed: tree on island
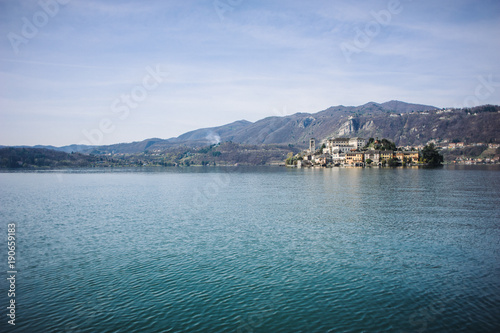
[286,152,300,166]
[373,138,397,151]
[380,139,397,151]
[387,158,400,167]
[364,138,375,149]
[420,143,444,167]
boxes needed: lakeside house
[365,150,380,162]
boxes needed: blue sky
[1,0,499,146]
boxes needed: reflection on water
[0,166,499,332]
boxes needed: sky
[0,0,499,146]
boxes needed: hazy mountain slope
[380,100,438,113]
[5,101,498,154]
[89,138,169,154]
[5,144,93,153]
[176,120,252,142]
[69,101,500,152]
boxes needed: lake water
[0,166,499,332]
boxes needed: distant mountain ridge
[379,100,437,113]
[162,101,439,147]
[4,101,499,154]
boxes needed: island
[286,137,443,167]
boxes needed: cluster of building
[428,140,500,165]
[298,137,419,167]
[423,139,499,151]
[451,156,500,165]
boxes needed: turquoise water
[0,166,499,332]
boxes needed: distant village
[426,141,500,165]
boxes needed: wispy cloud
[0,0,499,146]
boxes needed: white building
[332,150,346,163]
[325,137,366,153]
[349,137,366,150]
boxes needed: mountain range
[4,101,499,154]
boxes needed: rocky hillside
[170,101,440,147]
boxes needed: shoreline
[1,163,499,172]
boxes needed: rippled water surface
[1,166,499,332]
